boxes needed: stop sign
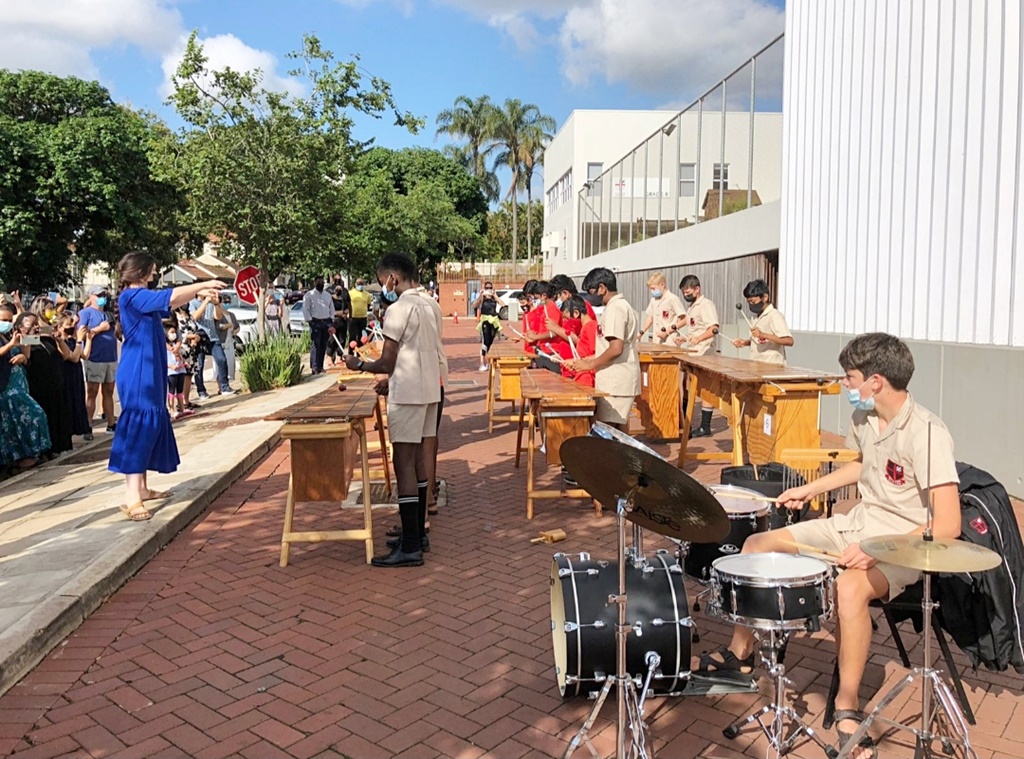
[233,266,261,305]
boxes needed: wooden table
[515,369,607,519]
[266,381,392,566]
[678,355,842,468]
[486,341,533,432]
[637,343,694,441]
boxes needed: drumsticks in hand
[780,540,843,561]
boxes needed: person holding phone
[23,302,74,456]
[0,303,51,471]
[79,285,119,435]
[472,281,503,371]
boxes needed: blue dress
[0,348,52,466]
[108,288,180,475]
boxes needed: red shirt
[569,319,597,387]
[584,299,596,320]
[523,305,545,355]
[541,300,570,358]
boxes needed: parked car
[218,290,258,351]
[288,301,309,334]
[495,289,522,322]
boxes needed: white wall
[781,0,1024,348]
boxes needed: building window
[713,163,729,191]
[587,162,603,196]
[679,163,696,197]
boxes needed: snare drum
[682,485,772,581]
[550,551,692,697]
[708,553,834,632]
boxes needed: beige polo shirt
[839,394,959,535]
[416,286,449,387]
[644,292,686,343]
[681,295,719,355]
[596,293,641,398]
[748,304,792,365]
[382,289,441,405]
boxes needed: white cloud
[0,0,182,78]
[160,33,307,100]
[559,0,785,95]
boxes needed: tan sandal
[120,502,152,521]
[142,490,172,501]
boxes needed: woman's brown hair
[117,251,157,289]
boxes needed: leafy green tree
[338,147,487,277]
[484,201,543,263]
[156,31,421,335]
[0,71,184,291]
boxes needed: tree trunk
[526,183,533,271]
[257,253,269,341]
[510,170,519,276]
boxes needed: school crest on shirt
[970,516,990,535]
[662,310,670,319]
[884,459,906,485]
[597,324,604,338]
[690,317,695,326]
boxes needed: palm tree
[486,99,556,272]
[442,143,500,204]
[436,95,497,200]
[520,132,547,266]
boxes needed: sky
[0,0,786,164]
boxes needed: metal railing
[578,33,785,259]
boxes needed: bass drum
[589,422,664,460]
[550,551,691,698]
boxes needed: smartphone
[48,291,58,302]
[22,335,42,346]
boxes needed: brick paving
[1,322,1022,759]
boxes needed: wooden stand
[515,369,606,519]
[678,355,842,467]
[267,383,389,565]
[486,342,532,433]
[637,344,692,440]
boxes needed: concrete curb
[0,425,282,697]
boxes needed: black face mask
[748,301,766,315]
[585,292,604,307]
[683,293,696,304]
[315,282,324,292]
[147,277,157,290]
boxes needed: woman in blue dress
[0,303,51,471]
[109,252,224,521]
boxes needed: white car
[217,290,259,349]
[494,289,522,322]
[288,302,309,334]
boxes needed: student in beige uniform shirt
[731,279,794,365]
[565,268,640,431]
[637,272,686,344]
[699,333,960,759]
[345,253,440,568]
[670,274,719,436]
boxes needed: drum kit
[552,424,1002,759]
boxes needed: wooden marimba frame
[637,343,693,441]
[486,341,533,433]
[514,369,607,519]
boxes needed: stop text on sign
[234,266,261,305]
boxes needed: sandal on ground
[427,504,439,515]
[833,709,877,759]
[142,490,172,501]
[120,502,153,522]
[697,646,754,675]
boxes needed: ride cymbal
[559,436,729,543]
[860,534,1001,573]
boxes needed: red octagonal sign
[234,266,261,305]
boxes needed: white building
[547,6,1024,494]
[543,109,784,272]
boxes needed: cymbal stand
[563,491,655,759]
[834,570,979,759]
[723,628,837,758]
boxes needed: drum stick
[781,540,843,560]
[735,303,755,330]
[707,488,778,504]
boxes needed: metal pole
[675,116,682,231]
[629,152,636,245]
[617,162,623,248]
[695,99,703,223]
[657,130,664,237]
[719,79,727,217]
[643,142,649,239]
[616,498,629,759]
[748,55,756,210]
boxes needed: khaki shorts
[388,402,439,444]
[786,512,922,600]
[84,360,117,384]
[595,396,634,426]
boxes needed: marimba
[678,355,842,467]
[637,343,693,440]
[266,381,392,565]
[515,369,607,519]
[486,341,532,433]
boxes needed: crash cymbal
[559,436,729,543]
[860,534,1002,573]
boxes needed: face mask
[167,333,178,343]
[0,321,11,334]
[748,301,766,315]
[382,276,399,302]
[585,292,604,307]
[651,289,663,299]
[96,297,108,308]
[683,293,696,304]
[43,309,56,322]
[563,317,582,336]
[315,283,325,292]
[147,277,157,290]
[555,296,565,308]
[845,379,876,412]
[356,285,364,291]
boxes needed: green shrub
[239,334,304,392]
